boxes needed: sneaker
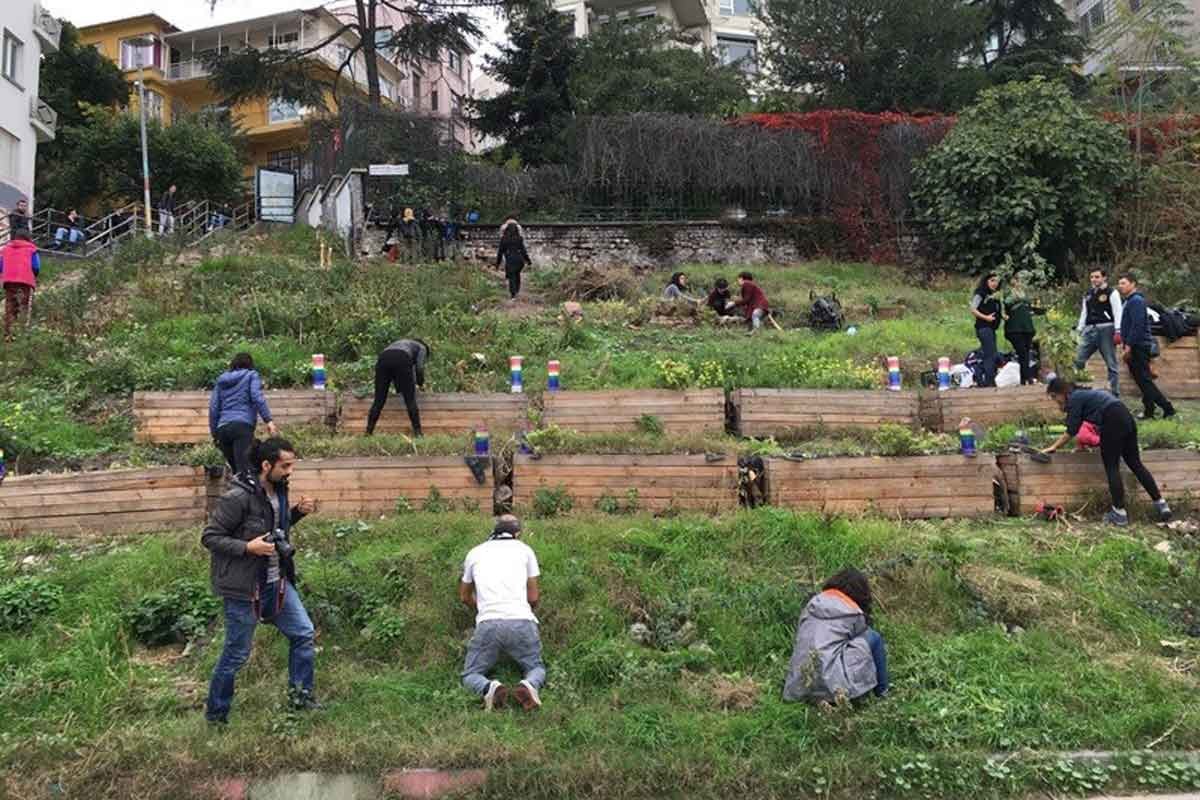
[1154,499,1173,522]
[1104,508,1130,527]
[483,680,508,712]
[288,687,324,712]
[513,680,542,710]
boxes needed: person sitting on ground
[1041,377,1172,526]
[496,222,532,300]
[734,271,771,330]
[1,229,40,342]
[970,273,1002,387]
[366,338,430,436]
[706,277,737,319]
[53,209,86,250]
[210,353,278,476]
[662,272,699,302]
[783,567,888,704]
[459,514,545,712]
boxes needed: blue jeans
[865,628,889,697]
[205,582,315,721]
[976,326,998,387]
[1074,324,1119,396]
[462,619,545,696]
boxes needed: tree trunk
[357,0,382,108]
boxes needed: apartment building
[1070,0,1200,74]
[326,1,475,148]
[0,1,60,212]
[554,0,758,75]
[78,7,406,178]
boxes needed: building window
[451,92,462,115]
[412,75,421,110]
[448,49,462,76]
[717,36,757,74]
[266,148,300,172]
[120,36,160,70]
[375,27,395,59]
[143,90,164,122]
[380,77,395,101]
[268,31,300,49]
[268,98,302,123]
[2,30,24,87]
[431,89,439,111]
[0,128,18,182]
[719,0,753,16]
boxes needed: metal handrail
[167,59,212,81]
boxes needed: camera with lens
[263,528,295,560]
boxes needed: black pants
[216,422,255,475]
[505,265,522,298]
[976,326,998,387]
[367,349,421,435]
[1007,332,1035,385]
[1128,345,1174,417]
[1100,404,1161,509]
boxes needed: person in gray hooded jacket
[783,568,888,703]
[209,353,277,475]
[366,338,430,436]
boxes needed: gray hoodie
[783,590,878,702]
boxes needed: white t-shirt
[461,538,540,625]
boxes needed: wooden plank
[733,388,920,436]
[542,390,725,434]
[1085,336,1200,399]
[1001,450,1200,514]
[133,390,335,443]
[338,393,528,436]
[925,385,1061,432]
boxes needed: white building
[0,1,59,214]
[554,0,759,76]
[1070,0,1200,74]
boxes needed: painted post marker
[938,357,951,391]
[510,356,524,393]
[547,360,560,391]
[887,356,901,391]
[959,418,977,457]
[474,425,490,456]
[312,354,326,390]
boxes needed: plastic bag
[995,361,1021,388]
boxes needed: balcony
[167,60,212,81]
[33,4,62,53]
[30,96,57,143]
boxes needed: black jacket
[158,191,177,213]
[497,238,530,271]
[201,473,307,601]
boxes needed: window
[1088,2,1106,30]
[431,89,439,111]
[451,92,462,115]
[268,31,299,49]
[375,27,395,58]
[719,0,753,15]
[3,30,24,86]
[266,148,300,172]
[120,36,159,70]
[448,49,462,76]
[142,90,164,121]
[380,77,395,101]
[268,98,302,123]
[717,36,757,74]
[412,75,421,110]
[0,128,18,182]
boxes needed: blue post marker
[474,425,490,456]
[0,448,6,484]
[938,357,951,391]
[887,356,901,391]
[547,360,560,392]
[510,355,523,394]
[959,418,977,457]
[312,354,326,390]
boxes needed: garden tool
[1008,442,1052,463]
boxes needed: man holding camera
[202,437,320,724]
[459,515,545,711]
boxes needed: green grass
[2,510,1198,798]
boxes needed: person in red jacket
[0,230,40,341]
[734,271,770,330]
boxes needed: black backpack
[808,292,844,331]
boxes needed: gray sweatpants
[461,619,546,696]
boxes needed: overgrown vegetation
[2,510,1199,798]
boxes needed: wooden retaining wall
[997,450,1200,515]
[541,389,726,434]
[0,466,211,535]
[285,456,494,516]
[133,390,336,444]
[338,393,528,437]
[767,454,998,518]
[922,384,1061,432]
[732,388,920,436]
[1087,335,1200,400]
[512,453,739,513]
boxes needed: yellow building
[78,8,405,180]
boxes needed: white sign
[369,163,410,176]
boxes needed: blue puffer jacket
[209,369,273,438]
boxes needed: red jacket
[0,239,40,288]
[737,280,769,318]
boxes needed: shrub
[0,577,64,631]
[532,484,575,518]
[913,78,1131,278]
[636,415,665,436]
[872,424,953,456]
[123,579,220,646]
[655,359,695,389]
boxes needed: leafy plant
[655,359,695,389]
[423,487,452,514]
[0,578,64,632]
[532,484,575,518]
[123,580,220,646]
[636,415,665,436]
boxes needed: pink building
[326,1,474,148]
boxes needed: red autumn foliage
[1102,113,1200,157]
[732,111,955,262]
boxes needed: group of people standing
[382,207,465,263]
